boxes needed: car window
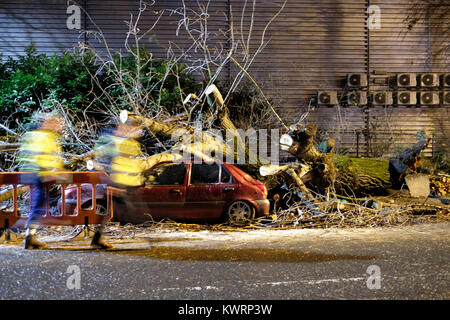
[190,164,220,185]
[190,164,234,185]
[220,166,233,184]
[145,163,186,186]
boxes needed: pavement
[0,222,449,300]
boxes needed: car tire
[224,201,255,223]
[81,200,107,215]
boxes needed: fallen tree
[389,133,432,188]
[1,1,446,220]
[283,124,337,191]
[259,126,436,202]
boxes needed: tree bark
[389,135,431,188]
[334,156,391,196]
[286,124,337,191]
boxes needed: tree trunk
[334,156,391,196]
[285,124,337,191]
[389,135,431,188]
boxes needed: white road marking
[157,272,450,292]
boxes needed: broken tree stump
[389,134,431,188]
[285,124,337,191]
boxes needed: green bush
[0,44,102,125]
[0,44,200,128]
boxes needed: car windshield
[145,162,186,186]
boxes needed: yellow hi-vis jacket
[110,136,145,187]
[19,130,64,176]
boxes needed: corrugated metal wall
[367,0,450,157]
[230,0,369,156]
[0,0,80,56]
[1,0,449,157]
[85,0,227,75]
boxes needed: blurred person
[92,125,117,174]
[90,113,146,249]
[18,112,65,249]
[109,114,146,188]
[89,125,117,249]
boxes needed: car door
[131,162,188,219]
[215,164,239,205]
[185,163,237,219]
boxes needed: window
[145,163,186,186]
[190,164,233,185]
[191,164,220,185]
[220,167,233,184]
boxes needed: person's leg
[91,215,113,249]
[24,178,48,249]
[90,197,113,249]
[90,184,137,249]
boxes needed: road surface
[0,222,449,300]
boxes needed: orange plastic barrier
[0,172,112,229]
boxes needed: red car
[59,161,270,224]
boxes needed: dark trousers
[115,186,139,210]
[25,176,46,229]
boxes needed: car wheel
[81,201,107,215]
[225,201,255,223]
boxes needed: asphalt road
[0,223,449,300]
